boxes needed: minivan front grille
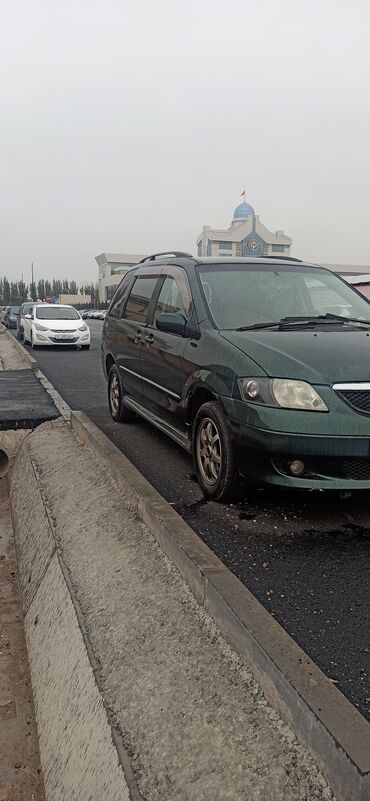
[335,389,370,414]
[342,458,370,481]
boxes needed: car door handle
[134,330,142,344]
[145,333,154,345]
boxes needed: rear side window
[108,273,134,318]
[124,277,158,324]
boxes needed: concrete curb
[9,424,140,801]
[71,410,370,801]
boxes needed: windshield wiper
[279,314,370,327]
[235,321,281,331]
[235,314,370,332]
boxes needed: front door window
[124,276,158,324]
[153,276,187,323]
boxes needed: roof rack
[265,256,302,263]
[138,251,193,264]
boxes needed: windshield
[36,306,80,320]
[198,265,370,329]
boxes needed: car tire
[81,344,90,350]
[193,401,238,502]
[108,365,136,423]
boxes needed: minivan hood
[220,329,370,383]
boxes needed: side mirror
[156,312,187,336]
[25,314,32,319]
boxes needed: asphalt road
[20,322,370,720]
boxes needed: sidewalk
[0,329,30,371]
[11,419,336,801]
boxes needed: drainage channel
[0,474,45,799]
[0,449,9,476]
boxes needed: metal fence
[73,301,109,312]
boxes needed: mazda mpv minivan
[102,252,370,501]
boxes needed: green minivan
[102,253,370,501]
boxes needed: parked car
[0,306,8,324]
[88,309,105,319]
[102,252,370,501]
[16,301,34,340]
[23,303,90,349]
[4,306,20,329]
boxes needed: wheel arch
[186,385,217,425]
[105,353,115,376]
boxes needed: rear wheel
[108,365,135,423]
[193,401,238,502]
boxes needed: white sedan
[23,303,90,349]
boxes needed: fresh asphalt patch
[18,322,370,721]
[0,369,59,429]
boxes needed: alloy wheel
[109,373,120,415]
[196,417,222,486]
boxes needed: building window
[272,244,285,253]
[214,241,232,249]
[112,264,134,274]
[235,244,242,256]
[197,241,202,256]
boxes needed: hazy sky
[1,0,370,285]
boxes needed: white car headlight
[78,324,88,331]
[239,377,327,411]
[272,379,328,411]
[35,323,48,331]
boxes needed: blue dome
[233,201,254,219]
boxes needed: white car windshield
[36,306,80,320]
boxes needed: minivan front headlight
[238,377,328,411]
[271,379,328,411]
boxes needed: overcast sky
[1,0,370,285]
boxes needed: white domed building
[196,197,292,258]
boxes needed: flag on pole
[240,189,246,199]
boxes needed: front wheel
[193,401,238,502]
[108,365,135,423]
[81,344,90,350]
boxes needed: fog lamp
[289,459,305,476]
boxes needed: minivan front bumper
[222,398,370,489]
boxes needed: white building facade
[96,253,145,302]
[196,198,292,259]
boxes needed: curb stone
[71,409,370,801]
